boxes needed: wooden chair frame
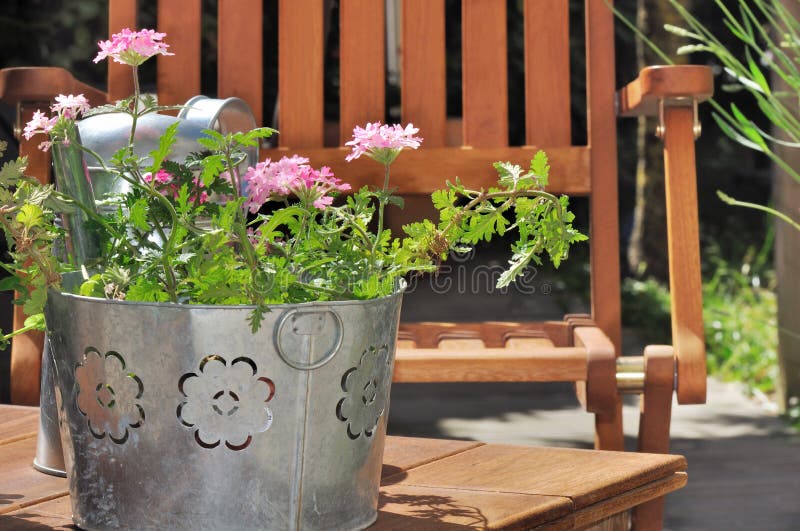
[1,2,712,528]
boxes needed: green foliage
[615,0,800,229]
[622,240,778,396]
[1,73,584,342]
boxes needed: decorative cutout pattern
[336,345,391,439]
[75,347,144,444]
[177,355,275,450]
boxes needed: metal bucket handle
[273,308,344,370]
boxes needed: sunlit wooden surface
[0,405,686,529]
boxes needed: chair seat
[395,321,592,383]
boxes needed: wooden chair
[0,1,712,528]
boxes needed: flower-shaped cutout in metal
[336,345,391,439]
[177,355,275,450]
[75,347,144,444]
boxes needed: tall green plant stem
[370,162,391,266]
[128,65,140,149]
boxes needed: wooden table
[0,405,686,529]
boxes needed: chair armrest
[617,65,713,117]
[617,66,712,405]
[0,67,108,106]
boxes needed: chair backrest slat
[585,0,621,351]
[218,0,264,125]
[278,0,324,147]
[339,0,386,144]
[156,0,201,106]
[400,0,447,147]
[462,0,508,147]
[524,0,571,147]
[101,0,621,350]
[107,0,137,101]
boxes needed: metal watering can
[34,96,259,477]
[79,95,259,199]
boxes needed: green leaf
[200,154,226,187]
[745,49,771,95]
[196,137,218,150]
[463,211,508,244]
[530,150,550,186]
[126,278,171,302]
[148,121,179,173]
[80,275,106,298]
[431,189,455,210]
[0,157,27,186]
[129,198,150,231]
[387,195,405,209]
[728,104,769,150]
[0,275,22,292]
[233,127,277,148]
[16,204,44,228]
[22,281,47,317]
[23,313,46,330]
[494,161,524,188]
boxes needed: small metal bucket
[44,275,403,530]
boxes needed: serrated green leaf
[0,157,27,186]
[22,281,47,316]
[129,198,150,231]
[530,150,550,186]
[200,154,226,187]
[148,121,179,173]
[494,161,524,188]
[431,189,455,210]
[16,204,44,228]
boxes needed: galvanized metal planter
[44,279,403,530]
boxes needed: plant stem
[370,163,391,267]
[128,65,140,150]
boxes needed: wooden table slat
[0,405,686,529]
[377,484,571,530]
[393,443,687,509]
[0,406,39,446]
[0,437,69,517]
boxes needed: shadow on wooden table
[378,491,489,529]
[0,512,77,531]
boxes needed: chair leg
[9,304,44,405]
[632,346,675,531]
[9,122,51,405]
[594,395,624,451]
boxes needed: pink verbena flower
[94,28,173,66]
[23,110,57,140]
[145,170,209,204]
[143,168,174,185]
[345,122,423,164]
[243,156,350,212]
[51,94,91,120]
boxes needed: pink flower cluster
[22,111,57,141]
[94,28,173,66]
[345,122,423,163]
[144,169,209,204]
[51,94,91,119]
[243,156,351,212]
[22,93,91,151]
